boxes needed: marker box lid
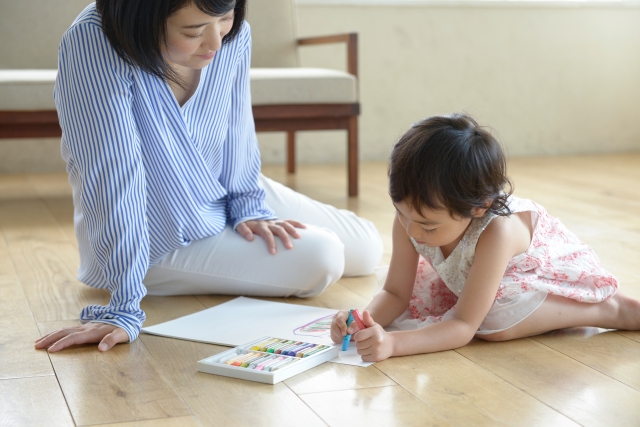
[197,336,339,384]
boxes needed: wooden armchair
[247,0,361,196]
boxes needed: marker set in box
[197,336,339,384]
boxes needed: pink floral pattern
[408,258,458,323]
[405,196,619,333]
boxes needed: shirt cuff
[80,304,145,342]
[228,193,276,230]
[232,214,278,231]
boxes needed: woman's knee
[287,227,345,297]
[343,218,384,277]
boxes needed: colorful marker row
[242,338,329,358]
[220,351,300,372]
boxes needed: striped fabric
[54,4,275,341]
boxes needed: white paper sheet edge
[141,296,373,367]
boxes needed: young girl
[331,113,640,362]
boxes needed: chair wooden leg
[287,131,295,174]
[348,116,358,197]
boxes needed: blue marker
[341,310,355,351]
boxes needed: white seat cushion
[250,68,357,105]
[0,70,57,110]
[0,67,358,110]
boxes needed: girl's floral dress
[387,196,619,334]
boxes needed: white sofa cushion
[0,70,57,110]
[0,67,357,111]
[250,68,357,105]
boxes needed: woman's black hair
[389,113,513,218]
[96,0,245,87]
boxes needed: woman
[35,0,382,353]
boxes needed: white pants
[143,175,383,298]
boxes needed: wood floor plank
[0,198,107,322]
[0,199,68,243]
[0,174,37,201]
[197,282,368,312]
[195,294,246,309]
[284,363,395,395]
[456,338,640,427]
[38,320,192,427]
[338,274,382,301]
[0,280,52,379]
[139,334,327,427]
[0,376,74,427]
[282,281,369,310]
[40,196,77,248]
[26,171,77,246]
[0,229,52,379]
[375,350,579,427]
[27,172,73,199]
[532,328,640,392]
[615,330,640,344]
[509,155,640,201]
[90,415,203,427]
[620,281,640,301]
[508,155,639,209]
[8,239,108,322]
[299,385,453,427]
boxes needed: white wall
[257,1,640,165]
[0,0,94,69]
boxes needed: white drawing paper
[333,342,375,367]
[141,296,373,366]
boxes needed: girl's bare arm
[365,214,420,327]
[385,216,523,357]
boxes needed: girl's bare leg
[478,292,640,342]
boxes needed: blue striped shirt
[54,4,275,341]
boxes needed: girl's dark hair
[389,113,513,218]
[96,0,245,87]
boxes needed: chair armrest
[297,33,358,78]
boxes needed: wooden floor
[2,153,640,427]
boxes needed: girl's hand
[35,322,129,353]
[330,310,349,343]
[236,219,307,255]
[354,310,395,362]
[330,310,359,343]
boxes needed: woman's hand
[35,322,129,353]
[353,310,395,362]
[236,219,306,254]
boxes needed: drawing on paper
[293,314,333,337]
